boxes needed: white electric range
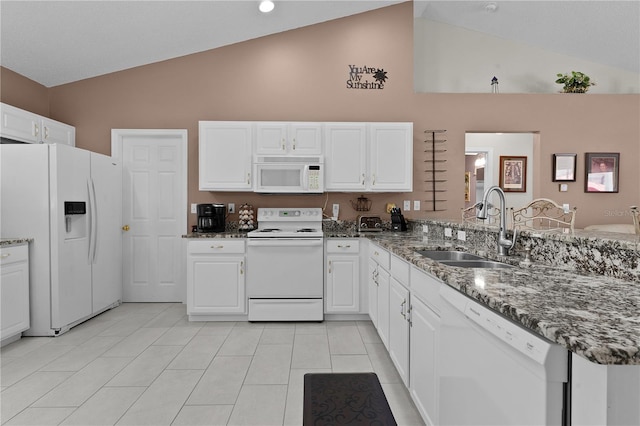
[246,208,324,321]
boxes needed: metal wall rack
[424,129,447,211]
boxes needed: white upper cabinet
[324,123,367,191]
[40,117,75,145]
[1,103,75,146]
[256,122,322,155]
[199,121,253,191]
[369,123,413,192]
[325,122,413,192]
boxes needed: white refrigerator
[1,143,122,336]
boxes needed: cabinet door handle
[401,300,406,318]
[1,253,10,259]
[281,138,286,150]
[328,260,332,273]
[34,123,40,137]
[362,173,366,185]
[407,304,413,326]
[292,138,296,150]
[372,174,376,185]
[240,261,244,275]
[247,172,251,184]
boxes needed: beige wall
[3,3,639,229]
[1,67,49,117]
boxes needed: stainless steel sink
[415,249,514,269]
[439,260,514,269]
[416,250,484,261]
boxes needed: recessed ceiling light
[259,0,275,13]
[485,2,498,13]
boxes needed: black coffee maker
[197,204,225,233]
[390,207,407,232]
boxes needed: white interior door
[112,129,187,302]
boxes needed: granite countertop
[0,238,32,247]
[367,234,640,366]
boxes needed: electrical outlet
[228,203,235,214]
[413,200,420,211]
[458,230,466,241]
[444,227,452,238]
[403,200,411,211]
[562,203,570,213]
[422,224,429,233]
[191,203,197,214]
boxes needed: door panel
[113,130,187,302]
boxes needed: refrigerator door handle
[88,178,98,264]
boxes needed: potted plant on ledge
[556,71,596,93]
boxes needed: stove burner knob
[374,222,381,228]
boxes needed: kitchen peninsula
[185,218,640,425]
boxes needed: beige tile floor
[1,303,425,425]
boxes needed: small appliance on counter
[197,203,225,233]
[357,216,383,232]
[390,207,407,232]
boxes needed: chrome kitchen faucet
[477,186,517,256]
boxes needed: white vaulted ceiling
[1,0,638,88]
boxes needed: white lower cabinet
[187,240,246,317]
[368,242,391,348]
[409,265,442,426]
[1,243,30,344]
[389,276,410,386]
[376,266,390,349]
[409,295,440,425]
[325,239,360,313]
[368,259,379,328]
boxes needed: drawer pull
[1,253,10,259]
[211,245,224,249]
[337,244,351,248]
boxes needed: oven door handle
[247,238,323,247]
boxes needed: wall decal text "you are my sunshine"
[346,65,388,89]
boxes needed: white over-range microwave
[253,156,324,193]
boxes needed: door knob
[122,225,130,231]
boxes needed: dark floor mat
[303,372,397,425]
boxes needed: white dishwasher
[438,284,569,425]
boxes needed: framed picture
[585,152,619,193]
[552,153,577,182]
[499,156,527,192]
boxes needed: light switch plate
[445,227,452,237]
[422,224,429,233]
[562,203,570,213]
[403,200,411,211]
[413,200,420,211]
[191,203,197,214]
[457,230,466,241]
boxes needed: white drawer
[0,244,28,265]
[326,239,360,254]
[188,239,245,254]
[410,265,441,313]
[390,254,410,286]
[369,243,390,270]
